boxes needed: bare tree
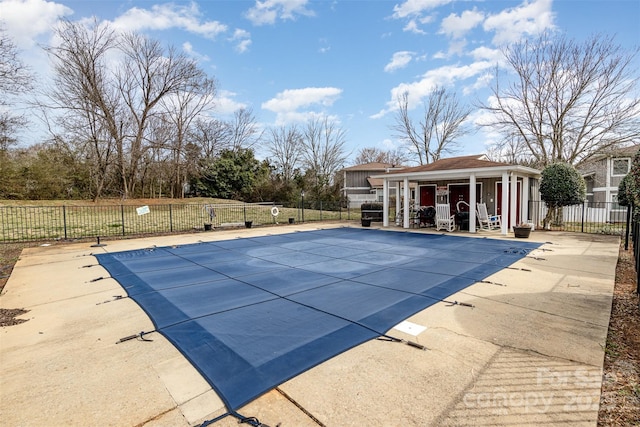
[484,133,540,167]
[0,26,32,150]
[43,19,121,200]
[482,32,640,167]
[0,27,31,97]
[300,116,349,190]
[44,20,214,199]
[266,125,303,183]
[392,86,472,165]
[116,31,207,197]
[189,117,232,160]
[227,108,262,152]
[159,78,216,197]
[352,146,410,165]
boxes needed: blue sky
[1,0,639,164]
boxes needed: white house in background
[370,154,541,235]
[580,145,639,222]
[340,162,407,208]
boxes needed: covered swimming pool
[95,227,539,420]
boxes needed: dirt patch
[0,242,25,294]
[0,308,29,326]
[598,244,640,426]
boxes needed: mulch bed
[0,308,29,327]
[598,244,640,426]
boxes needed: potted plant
[361,217,372,227]
[513,223,532,238]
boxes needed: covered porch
[371,155,541,235]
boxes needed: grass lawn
[0,198,344,242]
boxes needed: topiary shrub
[618,173,635,207]
[539,162,586,228]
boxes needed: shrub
[540,163,586,228]
[617,173,635,207]
[540,162,586,207]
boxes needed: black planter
[288,218,295,224]
[513,226,531,238]
[361,218,372,227]
[204,223,212,231]
[245,221,253,229]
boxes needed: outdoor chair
[435,204,456,232]
[417,206,436,227]
[476,202,501,230]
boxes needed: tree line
[1,21,639,203]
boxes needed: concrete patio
[0,224,618,426]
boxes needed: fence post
[625,205,631,250]
[632,219,640,294]
[169,204,173,232]
[581,202,585,233]
[62,205,68,240]
[121,205,125,236]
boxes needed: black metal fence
[528,200,628,235]
[0,201,355,243]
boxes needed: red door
[497,181,521,227]
[420,185,436,207]
[449,184,481,214]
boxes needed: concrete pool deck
[0,224,618,426]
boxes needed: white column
[469,173,476,233]
[383,179,389,227]
[403,177,410,229]
[522,176,530,224]
[395,182,401,225]
[501,171,509,235]
[510,173,518,227]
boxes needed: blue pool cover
[95,228,539,411]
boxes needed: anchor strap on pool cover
[95,228,539,412]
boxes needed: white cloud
[384,51,414,73]
[372,61,494,118]
[215,90,248,115]
[463,72,494,95]
[392,0,452,19]
[393,0,447,34]
[402,19,426,35]
[318,37,330,54]
[469,46,502,63]
[231,28,252,53]
[484,0,555,45]
[245,0,315,26]
[262,87,342,113]
[182,41,210,62]
[235,38,252,53]
[434,38,468,59]
[0,0,72,48]
[262,87,342,124]
[439,8,484,39]
[110,2,227,39]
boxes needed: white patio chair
[476,202,501,230]
[435,204,456,232]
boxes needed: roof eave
[370,165,541,181]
